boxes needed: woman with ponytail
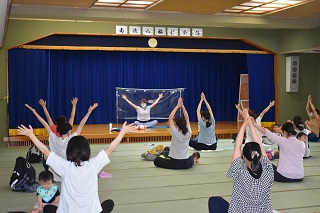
[189,92,217,151]
[254,121,305,182]
[208,109,274,213]
[154,97,200,169]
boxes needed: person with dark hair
[25,103,98,182]
[208,109,274,213]
[189,92,217,151]
[18,122,135,213]
[254,121,305,182]
[292,116,311,158]
[38,98,78,137]
[296,132,310,159]
[31,171,60,213]
[235,100,275,144]
[305,95,320,142]
[154,97,199,169]
[121,93,163,130]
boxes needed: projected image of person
[121,93,163,130]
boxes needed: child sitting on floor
[31,171,60,213]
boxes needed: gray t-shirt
[169,125,191,159]
[198,117,216,145]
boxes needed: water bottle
[109,123,112,132]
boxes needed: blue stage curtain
[8,49,248,128]
[247,54,275,121]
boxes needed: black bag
[9,157,39,192]
[26,145,43,163]
[160,146,170,158]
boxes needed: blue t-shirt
[198,117,216,145]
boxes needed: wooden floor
[5,121,240,147]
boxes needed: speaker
[286,56,300,92]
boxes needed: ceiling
[9,0,320,29]
[1,0,320,50]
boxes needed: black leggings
[154,156,194,169]
[272,164,303,182]
[189,140,217,151]
[42,199,114,213]
[208,196,229,213]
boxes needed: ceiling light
[93,0,160,9]
[126,1,154,4]
[97,0,125,2]
[223,0,309,15]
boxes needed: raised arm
[168,98,182,127]
[149,93,163,109]
[75,103,98,135]
[122,94,138,109]
[249,117,267,157]
[235,103,245,118]
[307,95,319,119]
[17,125,51,157]
[105,122,136,156]
[233,110,250,160]
[68,97,78,126]
[181,99,191,128]
[259,100,275,120]
[38,99,54,126]
[25,104,52,134]
[196,93,204,121]
[203,93,214,118]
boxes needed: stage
[3,121,240,147]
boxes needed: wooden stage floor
[4,121,239,147]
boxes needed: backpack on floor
[160,146,170,158]
[9,157,39,192]
[26,145,43,163]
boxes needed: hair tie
[251,151,260,159]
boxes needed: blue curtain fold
[8,49,252,128]
[247,54,275,121]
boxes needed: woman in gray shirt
[154,97,199,169]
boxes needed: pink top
[265,129,305,179]
[50,124,60,137]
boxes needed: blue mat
[150,126,169,129]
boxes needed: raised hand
[122,94,127,100]
[88,103,98,112]
[38,99,46,107]
[121,121,136,133]
[269,100,275,107]
[71,97,78,105]
[159,93,163,99]
[201,92,205,101]
[177,97,183,107]
[17,124,34,137]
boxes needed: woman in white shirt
[254,121,305,182]
[122,93,163,129]
[18,122,136,213]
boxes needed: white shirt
[46,151,110,213]
[49,132,78,160]
[49,132,78,181]
[136,106,151,121]
[245,116,262,143]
